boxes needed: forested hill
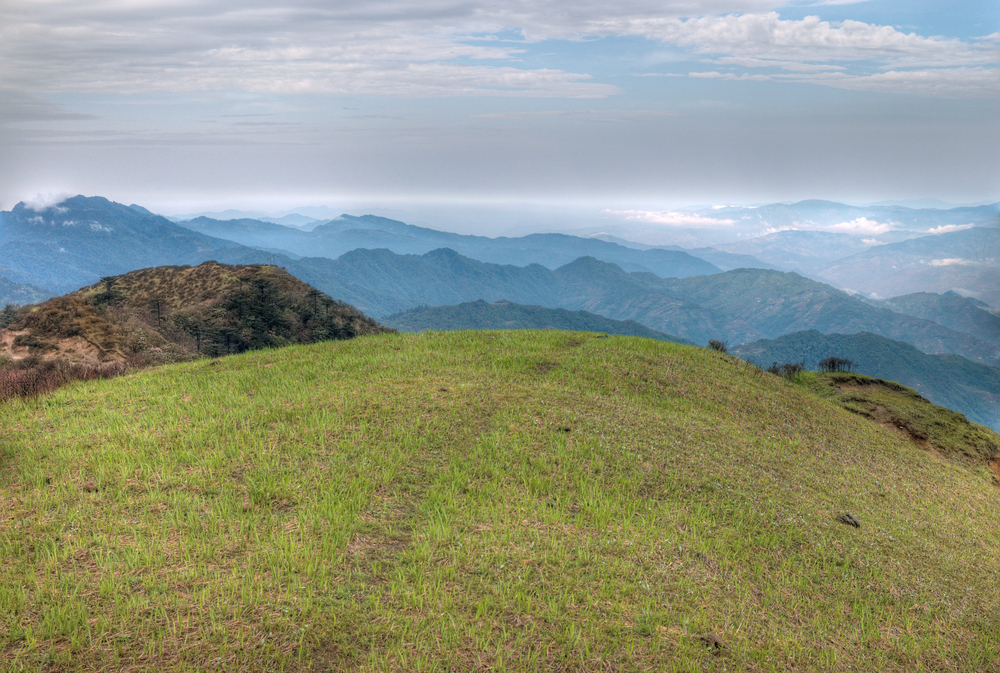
[0,261,389,365]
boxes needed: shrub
[708,339,728,354]
[0,357,133,403]
[767,360,806,381]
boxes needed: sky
[1,0,998,230]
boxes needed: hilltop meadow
[1,330,999,671]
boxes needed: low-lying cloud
[824,217,897,235]
[603,209,736,227]
[22,192,72,212]
[930,258,976,266]
[927,223,975,235]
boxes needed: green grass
[1,331,999,671]
[795,371,1000,466]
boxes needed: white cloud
[473,109,676,121]
[760,218,896,236]
[823,217,896,235]
[22,192,72,212]
[927,223,975,235]
[711,56,846,72]
[613,12,997,68]
[2,2,995,100]
[930,258,976,266]
[615,12,999,97]
[603,209,736,227]
[689,71,771,80]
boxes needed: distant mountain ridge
[817,227,1000,306]
[869,292,1000,347]
[179,213,726,279]
[0,275,52,307]
[382,299,693,345]
[197,245,1000,367]
[0,196,243,293]
[2,195,996,371]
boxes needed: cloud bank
[603,209,737,227]
[1,2,995,98]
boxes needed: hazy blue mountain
[4,196,996,375]
[684,248,783,272]
[271,249,999,363]
[732,330,1000,431]
[817,227,1000,306]
[710,230,876,271]
[0,275,53,306]
[550,256,755,345]
[180,216,314,249]
[0,196,242,293]
[201,246,743,344]
[207,246,1000,365]
[383,299,694,344]
[871,292,1000,346]
[200,246,562,319]
[660,268,1000,367]
[584,235,778,271]
[179,213,722,279]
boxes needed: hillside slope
[733,330,1000,431]
[1,331,998,671]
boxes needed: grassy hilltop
[1,331,999,671]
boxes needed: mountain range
[0,196,239,293]
[382,299,693,344]
[1,195,997,422]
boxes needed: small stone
[837,513,861,528]
[697,633,726,650]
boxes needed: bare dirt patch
[859,404,937,453]
[989,459,1000,487]
[0,329,113,365]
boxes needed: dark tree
[0,304,18,329]
[819,356,857,373]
